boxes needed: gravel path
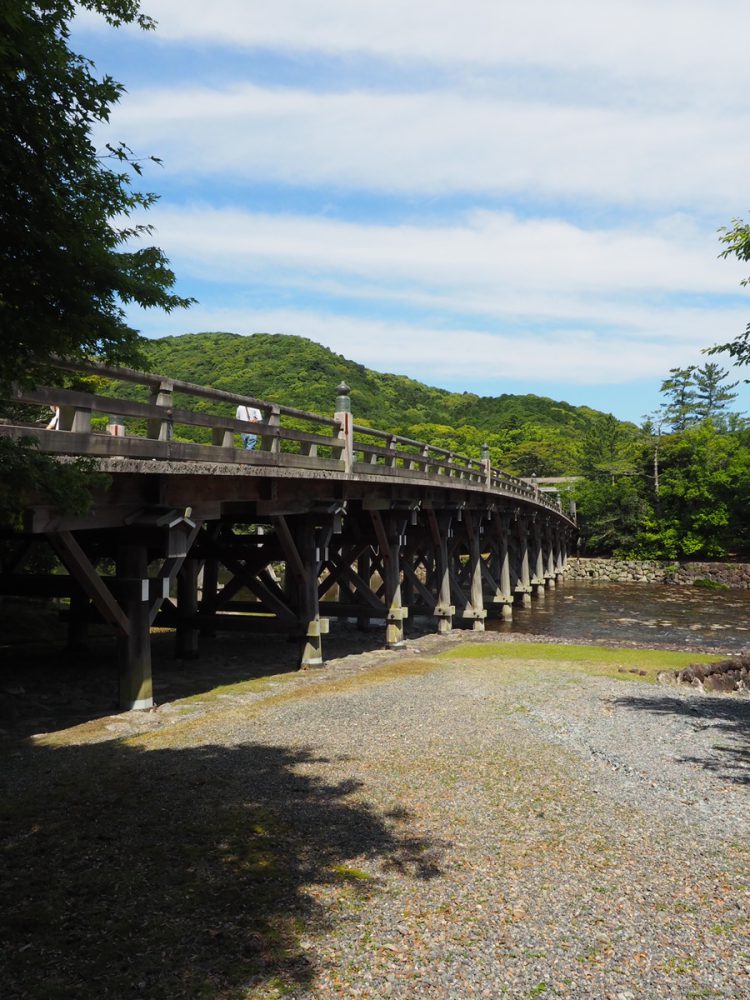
[3,634,749,999]
[237,650,750,999]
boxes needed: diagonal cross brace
[49,531,131,636]
[401,561,437,610]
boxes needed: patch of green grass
[529,983,548,997]
[442,642,722,684]
[692,578,729,590]
[332,864,372,883]
[707,919,743,936]
[181,672,298,704]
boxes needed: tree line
[573,362,750,559]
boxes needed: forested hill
[138,332,629,476]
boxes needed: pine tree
[692,362,739,421]
[658,366,698,431]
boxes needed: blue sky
[74,1,750,422]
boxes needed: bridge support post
[545,525,557,588]
[427,511,453,633]
[465,511,486,632]
[298,520,324,667]
[514,518,532,607]
[531,520,546,601]
[176,557,200,659]
[381,513,406,649]
[117,541,153,711]
[555,528,567,581]
[497,516,513,620]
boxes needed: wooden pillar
[556,527,566,580]
[497,517,513,621]
[383,515,406,649]
[531,521,546,600]
[436,531,453,634]
[117,541,153,711]
[546,525,557,587]
[176,557,200,659]
[514,518,532,607]
[466,512,486,632]
[299,522,324,667]
[429,512,453,633]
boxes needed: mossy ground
[444,642,722,684]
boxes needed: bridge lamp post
[334,382,354,473]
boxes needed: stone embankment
[566,556,750,589]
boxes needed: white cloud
[145,204,745,301]
[80,1,750,104]
[110,84,750,210]
[127,205,749,387]
[133,304,733,388]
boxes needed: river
[487,580,750,652]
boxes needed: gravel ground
[3,632,749,999]
[238,647,750,999]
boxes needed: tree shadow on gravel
[0,738,443,999]
[614,692,750,785]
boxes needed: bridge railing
[3,358,565,514]
[8,358,347,469]
[352,424,487,484]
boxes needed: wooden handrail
[7,358,573,523]
[13,386,344,453]
[51,356,342,428]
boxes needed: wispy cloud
[111,84,750,211]
[81,1,750,105]
[131,206,747,386]
[146,204,744,301]
[130,303,725,387]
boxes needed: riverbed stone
[704,673,738,693]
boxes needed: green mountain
[135,332,631,476]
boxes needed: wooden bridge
[0,359,577,710]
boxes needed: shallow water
[487,580,750,652]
